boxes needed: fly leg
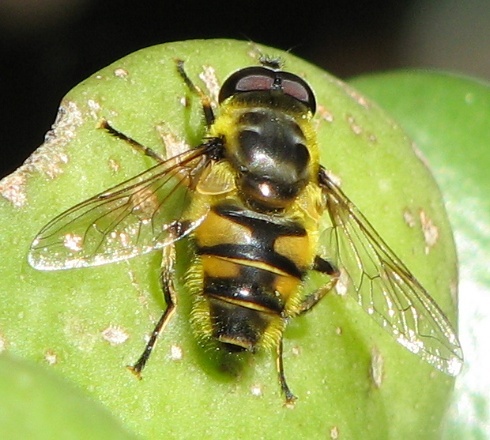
[128,224,180,377]
[176,59,215,128]
[297,256,340,315]
[100,61,217,169]
[275,257,339,403]
[276,336,297,406]
[99,119,165,163]
[275,256,339,404]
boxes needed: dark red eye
[232,71,275,94]
[219,66,316,113]
[280,76,314,109]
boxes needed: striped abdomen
[190,202,314,351]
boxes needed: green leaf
[0,40,459,439]
[351,71,490,440]
[0,353,138,439]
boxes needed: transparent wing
[319,168,463,376]
[29,145,212,270]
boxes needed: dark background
[1,0,489,178]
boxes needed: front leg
[100,119,166,163]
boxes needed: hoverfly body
[29,57,463,404]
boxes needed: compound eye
[234,73,274,94]
[219,66,316,114]
[279,73,316,113]
[219,67,275,103]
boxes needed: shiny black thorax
[224,95,312,212]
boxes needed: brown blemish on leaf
[199,65,220,104]
[330,425,339,439]
[346,113,363,136]
[403,209,416,228]
[317,104,334,123]
[0,101,82,208]
[419,210,439,254]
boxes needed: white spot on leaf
[335,268,349,296]
[250,384,263,397]
[44,350,58,365]
[370,346,384,388]
[0,333,6,353]
[114,67,129,78]
[169,344,183,361]
[101,325,129,346]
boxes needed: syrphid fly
[28,57,463,404]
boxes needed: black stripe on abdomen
[198,243,302,278]
[197,203,308,279]
[204,263,285,313]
